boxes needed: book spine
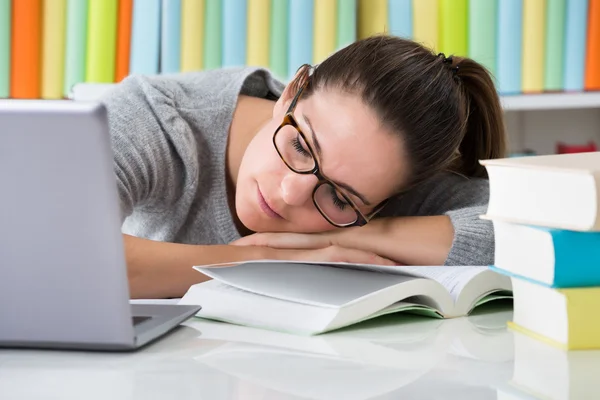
[522,0,546,93]
[358,0,387,39]
[129,0,161,75]
[85,0,118,83]
[313,0,337,64]
[223,0,247,68]
[553,229,600,287]
[181,0,204,72]
[564,0,589,91]
[411,0,438,51]
[10,0,41,98]
[64,0,88,96]
[468,0,497,78]
[246,0,270,67]
[203,0,222,70]
[544,0,566,91]
[42,0,67,99]
[336,0,356,50]
[585,0,600,90]
[438,0,467,56]
[0,0,11,98]
[161,0,182,74]
[497,0,522,94]
[269,0,287,80]
[115,0,132,81]
[388,0,412,39]
[288,0,313,77]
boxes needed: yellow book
[85,0,118,83]
[246,0,270,67]
[181,0,204,72]
[358,0,387,39]
[438,0,467,56]
[313,0,336,64]
[41,0,67,99]
[412,0,438,51]
[510,277,600,350]
[522,0,546,92]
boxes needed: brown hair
[300,35,507,189]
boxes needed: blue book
[564,0,589,91]
[129,0,161,75]
[288,0,314,78]
[490,221,600,288]
[388,0,412,39]
[222,0,247,67]
[496,0,523,95]
[161,0,181,74]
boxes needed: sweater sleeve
[379,172,494,266]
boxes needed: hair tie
[437,52,453,64]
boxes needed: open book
[179,261,512,335]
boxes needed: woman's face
[235,86,407,234]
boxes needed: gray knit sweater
[100,67,494,266]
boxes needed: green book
[64,0,88,96]
[468,0,497,79]
[336,0,356,50]
[204,0,222,70]
[0,0,10,98]
[439,0,467,56]
[544,0,566,91]
[269,0,288,80]
[85,0,117,82]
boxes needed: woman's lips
[257,187,283,219]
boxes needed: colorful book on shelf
[358,0,387,39]
[0,0,11,98]
[336,0,356,50]
[585,0,600,90]
[438,0,467,56]
[86,0,118,83]
[64,0,88,97]
[468,0,497,78]
[521,0,546,93]
[115,0,132,82]
[288,0,313,77]
[490,220,600,288]
[204,0,222,70]
[564,0,589,91]
[129,0,161,75]
[388,0,412,39]
[246,0,270,68]
[544,0,566,91]
[10,0,41,98]
[160,0,181,74]
[497,0,523,94]
[41,0,67,99]
[313,0,336,64]
[223,0,247,68]
[411,0,438,51]
[269,0,287,80]
[180,0,204,72]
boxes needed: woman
[100,36,506,298]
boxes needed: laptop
[0,100,201,351]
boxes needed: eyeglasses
[272,67,387,228]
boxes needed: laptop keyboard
[132,316,152,326]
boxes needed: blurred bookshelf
[501,92,600,112]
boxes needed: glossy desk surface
[1,303,598,400]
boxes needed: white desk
[1,303,598,399]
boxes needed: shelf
[501,92,600,111]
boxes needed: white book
[179,261,512,335]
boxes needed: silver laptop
[0,100,201,351]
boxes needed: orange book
[585,0,600,90]
[115,0,133,82]
[10,0,42,98]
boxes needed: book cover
[10,0,41,98]
[358,0,387,39]
[64,0,88,97]
[204,0,222,70]
[585,0,600,90]
[115,0,132,82]
[522,0,546,93]
[246,0,270,67]
[564,0,589,91]
[468,0,497,78]
[129,0,161,75]
[544,0,566,91]
[313,0,336,64]
[388,0,412,39]
[438,0,467,56]
[0,0,11,98]
[41,0,67,99]
[336,0,356,50]
[497,0,523,94]
[412,0,438,51]
[181,0,204,72]
[86,0,118,83]
[223,0,247,68]
[269,0,287,80]
[288,0,313,77]
[161,0,181,74]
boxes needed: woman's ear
[273,65,311,118]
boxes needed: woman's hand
[231,232,336,250]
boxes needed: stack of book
[481,151,600,350]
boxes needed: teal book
[223,0,247,67]
[388,0,412,39]
[269,0,287,80]
[0,0,10,97]
[161,0,181,74]
[468,0,497,79]
[496,0,523,94]
[129,0,161,74]
[564,0,589,91]
[337,0,356,49]
[544,0,566,91]
[204,0,222,70]
[64,0,88,96]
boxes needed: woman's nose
[280,172,318,206]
